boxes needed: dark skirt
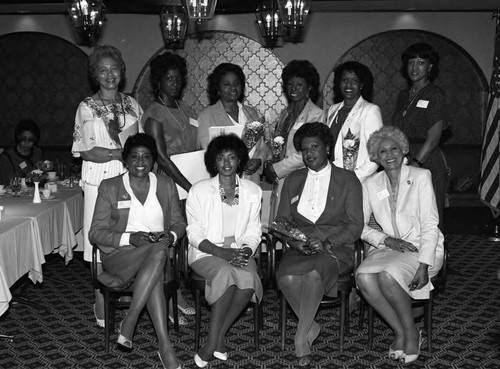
[276,249,351,297]
[99,243,167,290]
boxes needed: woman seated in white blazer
[356,126,444,365]
[326,61,383,182]
[186,134,263,368]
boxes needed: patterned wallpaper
[0,32,92,147]
[133,31,287,123]
[322,30,488,145]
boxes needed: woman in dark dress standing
[391,43,447,230]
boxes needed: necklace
[402,82,429,117]
[158,96,188,133]
[98,91,126,129]
[219,182,239,206]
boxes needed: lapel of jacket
[315,166,337,223]
[210,175,225,240]
[396,165,413,214]
[214,100,233,127]
[373,171,392,223]
[289,169,314,225]
[115,175,132,231]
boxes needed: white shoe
[93,304,105,328]
[213,351,228,361]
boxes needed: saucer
[42,195,56,200]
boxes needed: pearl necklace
[158,96,188,133]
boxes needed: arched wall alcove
[322,29,489,146]
[133,31,287,121]
[0,31,92,148]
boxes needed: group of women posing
[71,42,445,368]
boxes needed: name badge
[189,118,199,127]
[377,189,390,200]
[416,100,429,108]
[291,195,299,204]
[19,161,27,169]
[117,200,131,209]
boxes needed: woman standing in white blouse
[71,45,142,327]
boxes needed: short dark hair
[15,119,40,144]
[333,61,374,103]
[401,43,439,81]
[204,134,249,177]
[293,122,334,161]
[207,63,246,105]
[149,52,188,97]
[122,133,158,163]
[88,45,127,90]
[282,60,320,102]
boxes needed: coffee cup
[0,185,4,191]
[47,171,57,181]
[42,189,51,199]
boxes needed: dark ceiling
[0,0,498,15]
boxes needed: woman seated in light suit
[326,61,383,182]
[356,126,444,365]
[186,134,263,368]
[275,123,363,367]
[89,133,185,369]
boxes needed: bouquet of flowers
[270,221,308,242]
[37,160,55,172]
[27,169,44,183]
[241,121,265,151]
[270,135,285,162]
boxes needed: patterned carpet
[1,235,500,368]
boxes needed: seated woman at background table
[326,61,383,182]
[186,134,262,367]
[0,119,43,186]
[356,126,444,365]
[89,133,185,369]
[275,123,363,367]
[197,63,265,183]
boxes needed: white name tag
[416,100,429,108]
[377,189,390,200]
[291,195,299,204]
[117,200,131,209]
[189,118,199,127]
[19,161,27,169]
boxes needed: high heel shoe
[93,304,105,328]
[158,351,182,369]
[116,321,133,352]
[194,353,208,368]
[177,305,195,315]
[400,330,422,365]
[213,351,228,361]
[388,347,404,360]
[168,314,188,326]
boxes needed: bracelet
[412,158,423,167]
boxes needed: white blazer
[326,97,383,182]
[186,175,262,264]
[361,165,444,268]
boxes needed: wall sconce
[160,1,189,49]
[277,0,311,41]
[185,0,218,22]
[65,0,104,46]
[255,0,283,47]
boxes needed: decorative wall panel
[322,30,488,145]
[0,32,92,147]
[133,31,287,122]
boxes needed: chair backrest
[90,242,100,290]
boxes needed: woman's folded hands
[289,237,330,256]
[129,231,174,247]
[218,246,253,267]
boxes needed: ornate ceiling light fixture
[277,0,311,42]
[65,0,104,46]
[255,0,283,47]
[160,1,189,48]
[185,0,218,22]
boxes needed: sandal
[169,314,188,326]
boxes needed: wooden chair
[91,241,180,351]
[179,235,268,351]
[359,241,449,353]
[269,233,363,354]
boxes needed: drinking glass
[10,177,21,197]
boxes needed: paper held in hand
[118,121,139,147]
[170,150,210,200]
[208,125,245,142]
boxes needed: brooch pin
[407,180,411,185]
[121,193,129,199]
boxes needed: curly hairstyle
[366,126,409,162]
[14,119,40,144]
[149,52,188,97]
[204,134,249,177]
[333,61,374,103]
[401,43,439,81]
[282,60,320,103]
[207,63,246,105]
[88,45,126,90]
[293,122,334,161]
[122,133,158,164]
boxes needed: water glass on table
[10,177,21,197]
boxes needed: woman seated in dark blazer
[186,134,262,367]
[89,133,185,369]
[0,119,43,185]
[275,122,363,367]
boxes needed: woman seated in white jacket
[186,134,263,368]
[326,61,383,182]
[356,126,444,365]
